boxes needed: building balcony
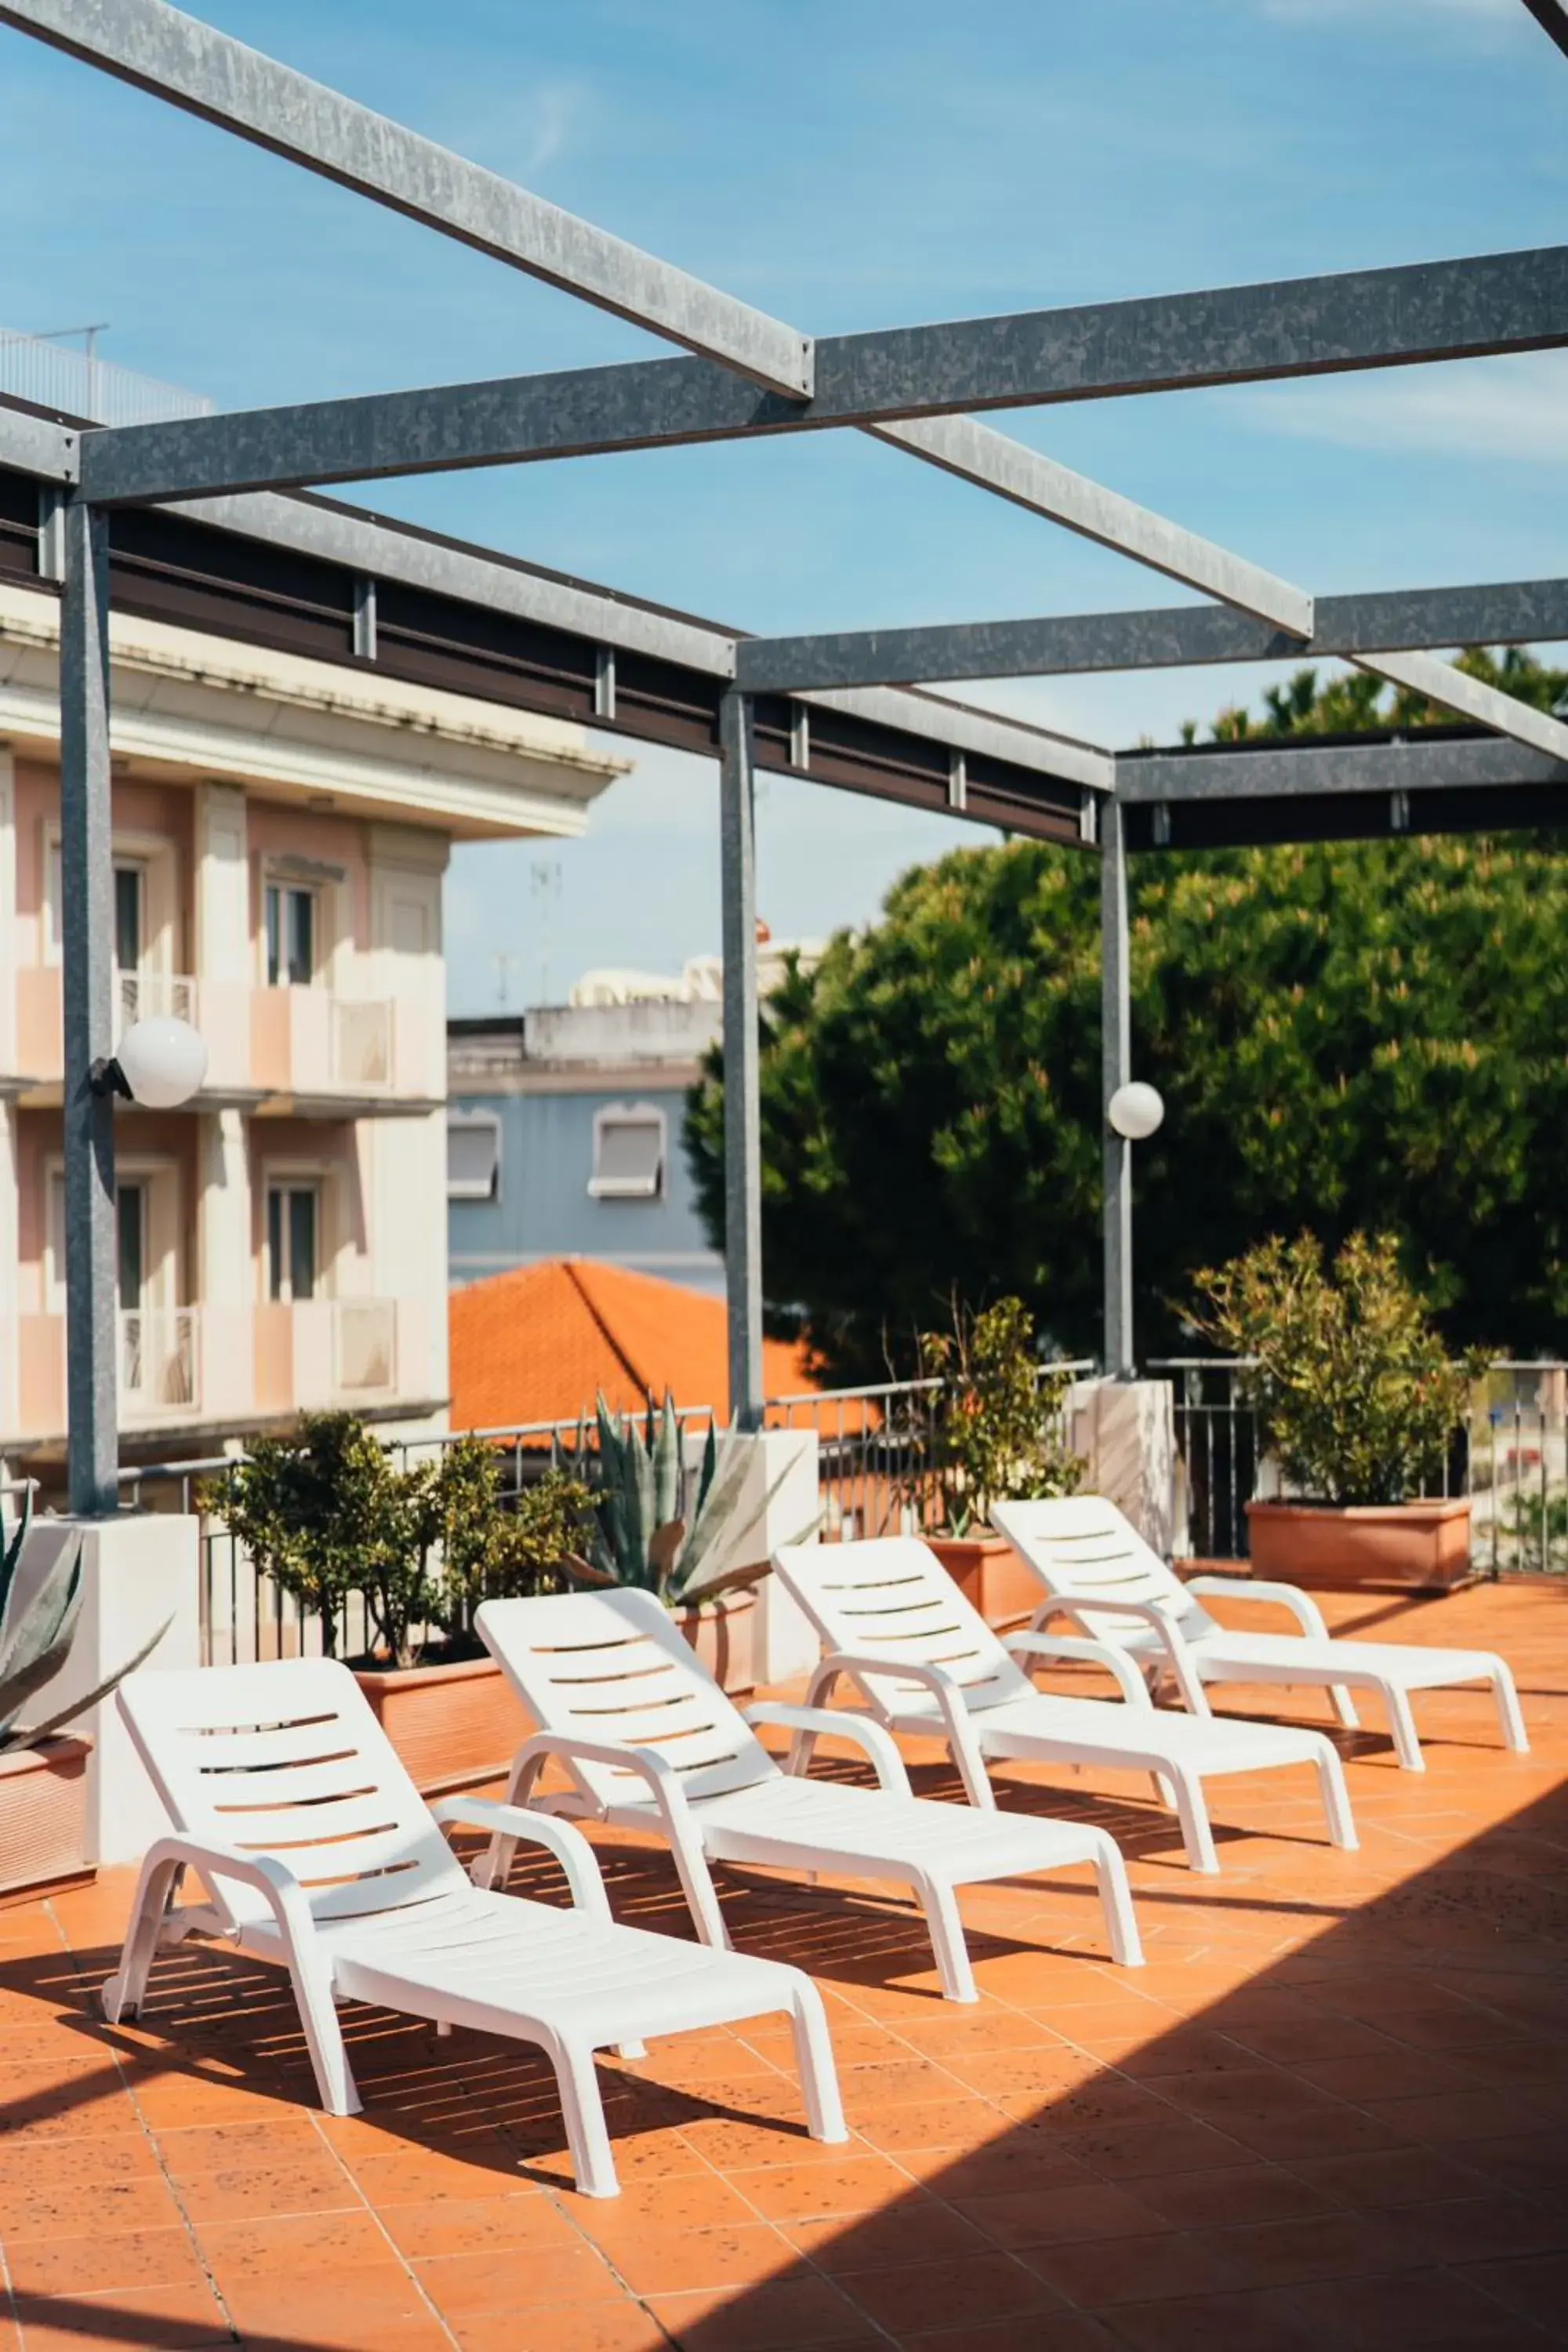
[2,1298,433,1446]
[5,969,440,1114]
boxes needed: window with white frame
[447,1110,502,1202]
[264,881,318,986]
[589,1103,666,1200]
[266,1181,321,1302]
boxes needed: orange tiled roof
[447,1257,822,1432]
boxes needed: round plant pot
[674,1588,758,1695]
[353,1654,532,1796]
[1245,1497,1473,1593]
[0,1737,93,1904]
[927,1534,1040,1629]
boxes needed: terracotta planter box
[0,1737,93,1903]
[1246,1497,1473,1592]
[354,1655,532,1797]
[674,1589,758,1695]
[928,1534,1040,1629]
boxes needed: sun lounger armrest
[803,1651,994,1802]
[500,1727,702,1850]
[1003,1630,1154,1708]
[103,1835,325,2020]
[429,1795,612,1922]
[1028,1594,1212,1716]
[744,1700,913,1795]
[1186,1576,1330,1640]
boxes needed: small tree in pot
[912,1298,1083,1623]
[1189,1230,1483,1588]
[208,1414,592,1788]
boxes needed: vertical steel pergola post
[1100,793,1134,1381]
[718,689,764,1429]
[59,496,119,1515]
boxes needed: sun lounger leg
[1490,1662,1529,1753]
[101,1851,183,2023]
[278,1941,359,2118]
[1167,1763,1221,1874]
[546,2034,619,2198]
[666,1827,734,1951]
[1329,1684,1361,1730]
[788,1982,849,2143]
[913,1871,978,2003]
[1381,1682,1425,1772]
[1087,1831,1144,1967]
[1312,1744,1359,1850]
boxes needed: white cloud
[1240,352,1568,464]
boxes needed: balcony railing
[5,969,426,1102]
[2,1299,428,1443]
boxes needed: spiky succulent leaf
[671,1435,810,1605]
[652,1392,682,1532]
[0,1487,33,1628]
[2,1608,173,1755]
[0,1542,84,1740]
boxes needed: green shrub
[914,1296,1082,1536]
[205,1414,590,1667]
[1189,1232,1481,1508]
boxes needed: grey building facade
[446,999,724,1294]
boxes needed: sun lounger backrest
[991,1497,1218,1647]
[478,1589,780,1809]
[772,1538,1034,1717]
[118,1657,466,1933]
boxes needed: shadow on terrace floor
[1,1576,1564,2349]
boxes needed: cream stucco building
[0,579,627,1480]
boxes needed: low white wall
[13,1514,200,1863]
[1069,1379,1178,1557]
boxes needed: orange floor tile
[2,1577,1566,2349]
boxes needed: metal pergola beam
[733,576,1568,691]
[0,0,814,397]
[868,417,1314,635]
[1521,2,1568,61]
[67,244,1568,507]
[1115,732,1568,804]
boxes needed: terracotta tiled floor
[3,1577,1566,2350]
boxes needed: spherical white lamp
[109,1016,209,1109]
[1107,1080,1164,1142]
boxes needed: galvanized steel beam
[0,0,813,397]
[718,691,764,1428]
[58,500,120,1516]
[1521,2,1568,61]
[735,577,1568,693]
[1100,794,1134,1381]
[869,416,1314,634]
[1116,733,1568,804]
[1352,649,1568,764]
[73,245,1568,506]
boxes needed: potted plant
[0,1496,167,1900]
[912,1298,1083,1625]
[1190,1231,1480,1591]
[556,1395,804,1693]
[209,1416,591,1793]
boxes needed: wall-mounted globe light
[92,1016,209,1110]
[1107,1080,1164,1142]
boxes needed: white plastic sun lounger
[104,1658,845,2196]
[474,1589,1142,2001]
[772,1537,1359,1875]
[992,1495,1529,1775]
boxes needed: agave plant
[0,1492,169,1756]
[561,1394,808,1608]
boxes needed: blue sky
[3,0,1565,1007]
